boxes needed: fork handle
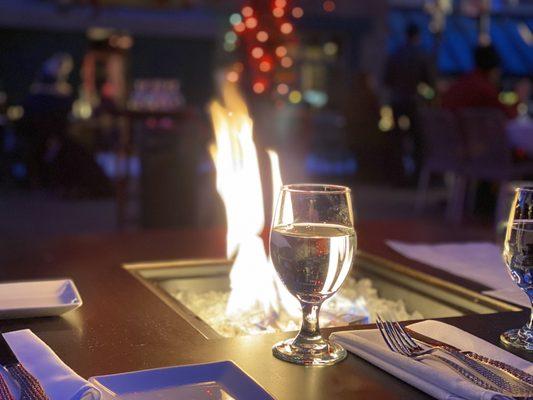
[464,351,533,387]
[434,347,533,395]
[6,365,49,400]
[420,353,509,395]
[0,374,14,400]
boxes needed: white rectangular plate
[0,279,82,319]
[89,361,274,400]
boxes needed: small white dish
[0,279,82,319]
[89,361,274,400]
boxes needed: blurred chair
[415,107,466,220]
[456,108,533,223]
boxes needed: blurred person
[18,53,73,187]
[442,46,530,216]
[347,72,393,181]
[18,53,112,197]
[384,23,435,182]
[442,45,519,119]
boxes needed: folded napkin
[330,320,533,400]
[2,330,100,400]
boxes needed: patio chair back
[458,108,512,169]
[419,107,464,171]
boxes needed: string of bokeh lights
[223,1,336,102]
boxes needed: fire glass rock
[174,276,422,338]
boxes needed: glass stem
[295,302,326,346]
[526,297,533,331]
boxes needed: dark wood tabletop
[0,220,530,400]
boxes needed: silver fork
[375,315,533,398]
[397,321,533,394]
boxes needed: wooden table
[0,220,529,399]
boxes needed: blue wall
[388,10,533,76]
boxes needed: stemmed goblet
[270,184,356,365]
[501,187,533,351]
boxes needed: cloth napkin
[330,320,533,400]
[385,241,531,307]
[482,288,530,308]
[2,329,100,400]
[386,241,512,290]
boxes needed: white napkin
[385,241,529,307]
[330,320,533,400]
[2,329,100,400]
[482,287,531,308]
[386,241,511,290]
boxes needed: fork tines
[376,314,413,355]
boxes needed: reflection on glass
[501,187,533,351]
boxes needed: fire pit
[124,83,518,339]
[125,252,518,339]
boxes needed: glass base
[272,338,347,366]
[500,328,533,352]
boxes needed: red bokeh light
[242,6,254,17]
[281,56,293,68]
[226,71,239,83]
[252,81,266,94]
[256,31,269,42]
[245,17,258,29]
[280,22,293,34]
[259,61,272,72]
[323,0,336,12]
[272,7,284,18]
[251,47,264,59]
[275,46,288,57]
[234,22,245,33]
[292,7,304,18]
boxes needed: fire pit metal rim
[122,252,520,340]
[124,258,228,340]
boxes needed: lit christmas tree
[223,0,304,99]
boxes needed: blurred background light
[323,0,336,12]
[251,47,264,59]
[281,56,293,68]
[241,6,254,18]
[245,17,258,29]
[323,41,338,56]
[288,90,302,103]
[275,46,288,58]
[303,90,328,108]
[256,31,269,42]
[277,83,289,95]
[252,81,266,94]
[292,7,304,18]
[273,8,284,18]
[259,61,272,72]
[229,13,242,26]
[280,23,293,34]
